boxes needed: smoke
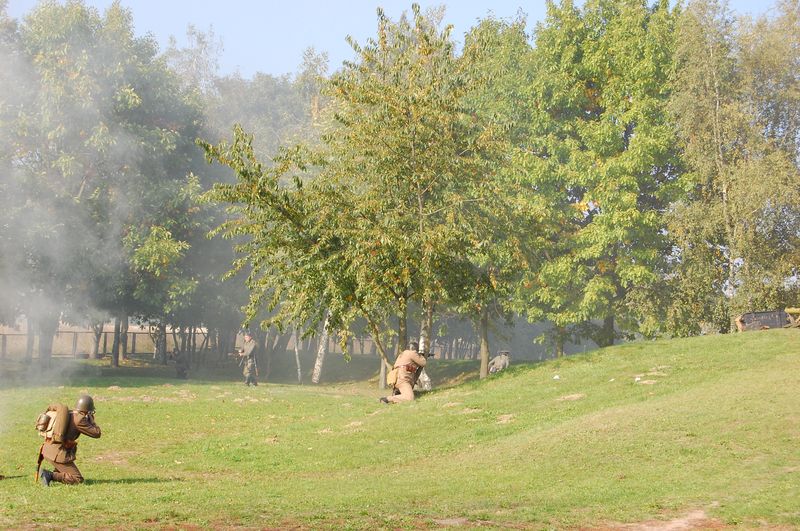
[0,2,171,376]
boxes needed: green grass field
[1,329,798,529]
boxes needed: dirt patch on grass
[496,414,515,424]
[95,390,198,404]
[433,517,470,526]
[558,393,586,401]
[91,450,139,466]
[599,509,728,530]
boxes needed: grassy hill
[0,329,798,529]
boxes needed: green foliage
[202,5,520,367]
[517,0,680,347]
[666,0,800,332]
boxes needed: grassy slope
[0,329,798,529]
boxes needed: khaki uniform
[240,337,258,386]
[387,348,427,403]
[40,408,101,484]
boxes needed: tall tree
[519,0,680,348]
[0,1,207,364]
[202,4,511,381]
[666,0,800,333]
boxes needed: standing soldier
[237,331,258,386]
[380,341,427,403]
[38,394,101,486]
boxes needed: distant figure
[488,350,511,374]
[380,341,427,403]
[237,331,258,386]
[175,349,189,379]
[735,315,746,332]
[37,395,101,486]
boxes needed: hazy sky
[6,0,778,78]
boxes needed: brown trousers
[387,380,415,403]
[48,460,84,484]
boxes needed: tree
[518,0,680,348]
[457,15,544,376]
[666,0,800,333]
[202,4,514,382]
[0,1,209,365]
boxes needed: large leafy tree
[457,15,545,376]
[518,0,680,349]
[0,0,205,364]
[203,4,512,379]
[665,0,800,333]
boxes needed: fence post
[1,334,5,358]
[72,332,78,357]
[131,333,136,355]
[103,332,108,355]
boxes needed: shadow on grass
[84,477,177,485]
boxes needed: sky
[5,0,779,78]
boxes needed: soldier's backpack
[386,366,399,388]
[34,403,69,443]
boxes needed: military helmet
[75,394,95,414]
[409,340,419,352]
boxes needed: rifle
[228,349,245,368]
[413,349,431,382]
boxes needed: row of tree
[203,0,799,378]
[0,0,798,378]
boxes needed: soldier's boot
[39,469,53,487]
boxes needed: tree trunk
[415,299,434,391]
[478,306,490,379]
[419,298,433,354]
[120,315,129,359]
[179,327,187,357]
[111,316,121,368]
[555,326,566,358]
[397,297,408,352]
[378,359,387,390]
[25,316,35,362]
[156,323,168,365]
[311,313,330,384]
[594,315,615,348]
[293,327,303,384]
[89,323,103,359]
[36,314,58,367]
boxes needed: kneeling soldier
[38,394,101,486]
[380,341,427,403]
[488,350,511,374]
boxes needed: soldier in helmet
[380,340,427,404]
[237,331,258,386]
[38,394,101,486]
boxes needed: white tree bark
[293,327,303,384]
[311,313,329,384]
